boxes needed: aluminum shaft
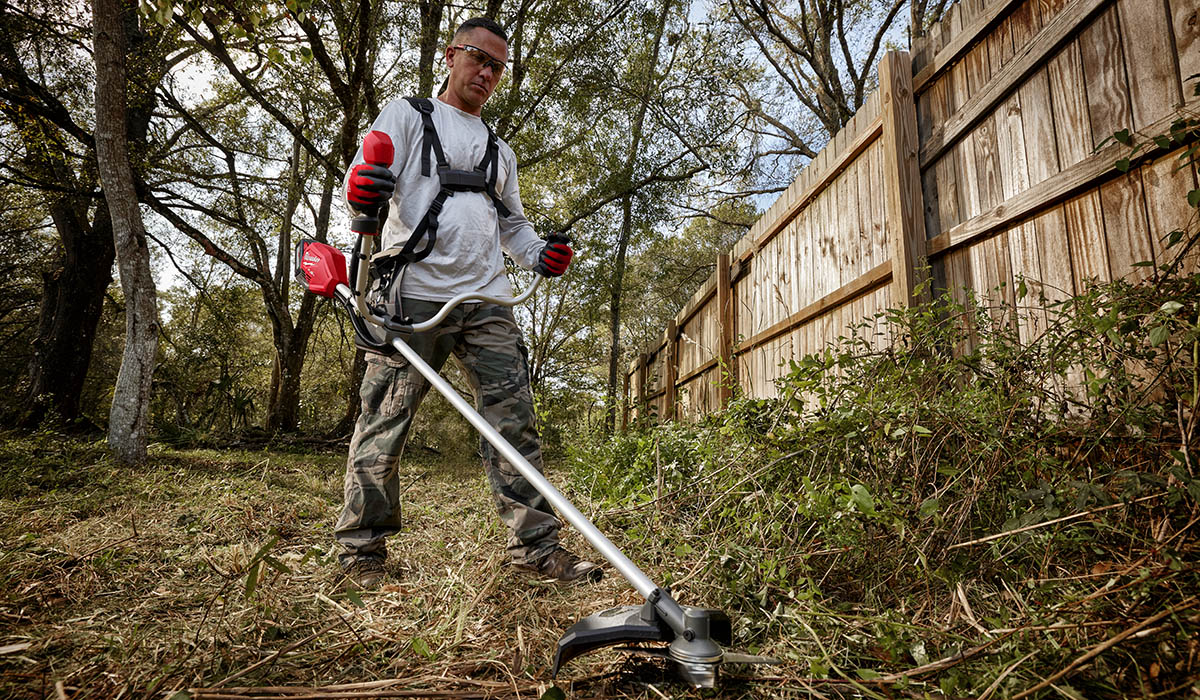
[388,333,658,597]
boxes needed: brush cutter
[294,130,776,688]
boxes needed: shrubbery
[569,241,1200,693]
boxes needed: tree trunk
[22,196,115,429]
[604,192,634,433]
[93,0,158,464]
[417,0,446,97]
[334,349,368,438]
[603,0,671,433]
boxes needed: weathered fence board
[624,0,1197,426]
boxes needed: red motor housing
[294,239,348,298]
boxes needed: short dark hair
[454,17,507,43]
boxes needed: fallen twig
[877,631,1017,681]
[1010,596,1199,700]
[976,650,1036,700]
[213,619,343,688]
[65,515,139,565]
[947,493,1165,550]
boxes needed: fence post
[621,360,631,432]
[664,320,678,422]
[879,50,930,308]
[717,253,735,408]
[636,352,649,425]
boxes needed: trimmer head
[553,599,775,688]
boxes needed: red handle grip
[362,130,394,167]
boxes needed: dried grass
[0,436,783,700]
[3,427,1198,699]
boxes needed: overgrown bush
[570,230,1200,695]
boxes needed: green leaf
[856,668,882,680]
[1154,135,1173,150]
[919,498,941,518]
[244,560,260,597]
[850,484,876,515]
[1113,128,1132,145]
[539,687,567,700]
[909,641,929,665]
[1149,325,1169,347]
[1188,189,1200,208]
[412,637,435,659]
[1017,278,1028,300]
[167,693,191,700]
[344,588,365,608]
[809,660,829,678]
[912,424,932,436]
[1115,158,1131,172]
[263,555,291,575]
[1160,301,1184,315]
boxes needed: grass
[561,261,1200,698]
[5,246,1200,698]
[0,431,781,700]
[6,423,1194,700]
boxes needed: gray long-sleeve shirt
[344,97,544,302]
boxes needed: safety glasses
[451,44,507,75]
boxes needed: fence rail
[624,0,1199,426]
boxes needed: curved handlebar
[346,222,544,336]
[344,275,544,335]
[395,276,543,332]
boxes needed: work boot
[341,557,386,591]
[514,547,603,584]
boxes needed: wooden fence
[624,0,1199,427]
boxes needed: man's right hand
[348,163,396,210]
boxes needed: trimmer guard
[554,600,731,685]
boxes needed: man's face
[444,28,508,114]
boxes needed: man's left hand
[535,233,573,277]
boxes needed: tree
[0,0,178,429]
[726,0,906,169]
[0,2,115,428]
[536,0,751,432]
[140,0,398,433]
[93,0,159,463]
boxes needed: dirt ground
[0,437,784,700]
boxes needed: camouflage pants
[334,299,560,567]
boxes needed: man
[335,17,600,590]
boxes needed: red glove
[535,233,573,277]
[347,163,396,210]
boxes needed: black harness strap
[404,97,512,218]
[360,99,517,339]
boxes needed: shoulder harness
[394,97,511,265]
[364,98,514,329]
